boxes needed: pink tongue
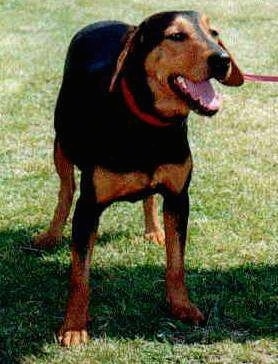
[176,77,222,111]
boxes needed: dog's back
[54,21,129,167]
[63,21,128,83]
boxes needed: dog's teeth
[176,75,185,84]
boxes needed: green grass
[0,0,277,362]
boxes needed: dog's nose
[208,52,231,79]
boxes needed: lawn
[0,0,277,363]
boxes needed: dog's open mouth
[170,75,222,117]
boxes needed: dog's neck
[119,76,188,128]
[120,78,175,127]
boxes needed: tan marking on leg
[58,232,96,347]
[143,195,164,245]
[34,142,75,248]
[164,204,204,324]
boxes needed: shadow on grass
[0,227,277,363]
[97,229,136,246]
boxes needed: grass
[0,0,277,362]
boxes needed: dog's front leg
[163,189,204,324]
[58,195,102,346]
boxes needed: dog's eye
[210,29,219,38]
[166,32,187,42]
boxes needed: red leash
[243,73,278,82]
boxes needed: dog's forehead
[164,12,210,34]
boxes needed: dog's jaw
[146,75,191,118]
[169,75,223,117]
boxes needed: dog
[34,10,244,346]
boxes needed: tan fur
[164,16,196,37]
[93,167,149,204]
[151,157,192,192]
[93,157,192,204]
[143,196,164,245]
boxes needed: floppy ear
[218,39,244,86]
[109,26,138,92]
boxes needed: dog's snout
[208,51,231,79]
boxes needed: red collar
[120,78,174,128]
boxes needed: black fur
[54,13,193,173]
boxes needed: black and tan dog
[34,11,244,346]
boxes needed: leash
[243,73,278,83]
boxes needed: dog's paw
[58,328,89,347]
[33,232,61,249]
[144,229,165,245]
[170,302,205,324]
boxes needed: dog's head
[110,11,244,119]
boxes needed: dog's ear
[218,39,244,86]
[109,26,139,92]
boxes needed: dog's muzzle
[208,51,231,80]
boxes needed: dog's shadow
[0,227,277,363]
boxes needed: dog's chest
[93,157,192,203]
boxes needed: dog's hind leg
[34,139,75,248]
[143,195,165,245]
